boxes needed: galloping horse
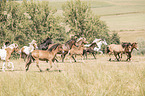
[67,37,88,62]
[20,40,38,61]
[0,43,19,72]
[25,43,63,72]
[83,42,97,59]
[84,39,107,59]
[61,38,76,62]
[108,43,132,61]
[123,42,139,61]
[38,37,53,50]
[94,39,108,54]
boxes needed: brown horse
[25,43,63,72]
[68,44,85,62]
[83,43,97,59]
[123,42,139,61]
[67,37,88,62]
[108,43,132,61]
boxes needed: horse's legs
[2,61,6,72]
[8,62,14,71]
[71,55,76,62]
[109,52,112,61]
[62,52,67,62]
[53,62,61,72]
[25,56,32,72]
[92,52,96,59]
[35,59,42,72]
[46,60,53,71]
[114,52,119,61]
[81,54,85,63]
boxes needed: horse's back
[0,49,7,60]
[108,44,123,53]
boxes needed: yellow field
[0,55,145,96]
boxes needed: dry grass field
[0,55,145,96]
[0,0,145,95]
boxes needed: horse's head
[76,37,88,46]
[29,40,38,49]
[57,44,64,53]
[102,39,108,45]
[92,38,101,44]
[123,43,132,52]
[131,42,139,51]
[11,43,19,52]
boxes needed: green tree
[62,0,110,43]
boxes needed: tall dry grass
[0,55,145,96]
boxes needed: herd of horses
[0,37,138,72]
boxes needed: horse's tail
[25,53,35,69]
[106,46,110,53]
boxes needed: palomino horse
[67,37,88,62]
[25,43,63,72]
[94,39,108,54]
[108,43,132,61]
[0,43,19,72]
[20,40,38,61]
[38,37,53,50]
[123,42,139,61]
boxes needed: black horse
[38,37,53,50]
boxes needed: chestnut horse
[25,43,63,72]
[0,43,19,72]
[67,37,88,62]
[108,43,132,61]
[123,42,139,61]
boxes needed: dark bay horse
[25,43,63,72]
[38,37,53,50]
[122,42,139,61]
[83,43,97,59]
[108,43,132,61]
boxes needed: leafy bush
[134,38,145,55]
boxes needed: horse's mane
[122,42,131,48]
[40,37,51,44]
[90,42,96,47]
[48,43,61,52]
[65,39,76,45]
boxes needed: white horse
[84,38,101,47]
[94,39,108,54]
[19,40,38,61]
[0,43,19,72]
